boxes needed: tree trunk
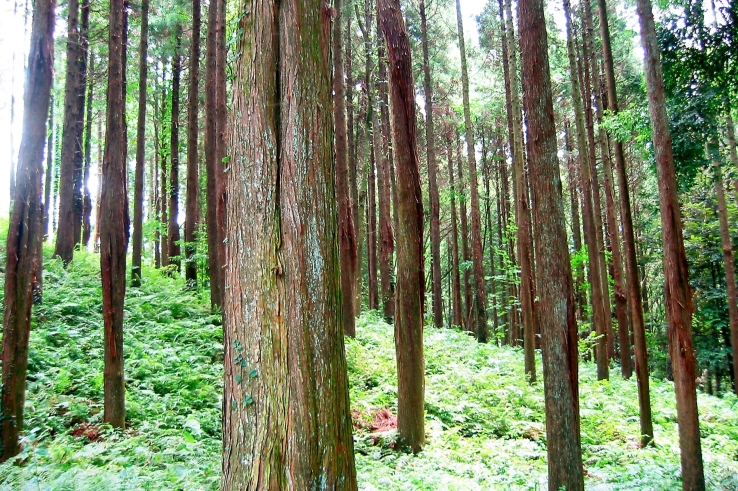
[168,30,182,274]
[457,134,473,332]
[214,0,227,299]
[185,0,201,285]
[456,0,488,343]
[55,0,82,264]
[204,0,222,309]
[43,96,54,240]
[0,0,54,461]
[597,0,653,445]
[131,0,149,286]
[379,0,425,453]
[518,0,584,486]
[222,0,358,486]
[347,12,362,317]
[447,132,463,328]
[81,52,93,248]
[563,0,609,380]
[636,0,705,485]
[565,122,585,317]
[100,0,129,430]
[420,0,443,329]
[333,0,357,336]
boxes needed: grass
[1,251,737,490]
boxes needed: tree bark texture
[1,0,55,461]
[379,0,425,452]
[168,31,183,274]
[81,53,93,248]
[636,0,705,485]
[518,0,585,486]
[447,132,463,328]
[100,0,129,430]
[132,0,149,287]
[222,0,358,487]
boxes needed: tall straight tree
[447,131,463,328]
[222,0,358,485]
[334,0,357,336]
[99,0,129,429]
[81,54,94,247]
[597,0,653,443]
[455,0,488,342]
[131,0,150,286]
[420,0,443,328]
[185,0,201,284]
[636,0,705,485]
[518,0,585,486]
[168,30,182,274]
[55,0,82,263]
[379,0,425,453]
[1,0,55,461]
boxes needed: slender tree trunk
[597,0,653,444]
[205,0,221,309]
[636,0,705,485]
[565,122,584,315]
[518,0,584,486]
[334,0,357,336]
[379,0,425,452]
[420,0,443,328]
[711,149,738,395]
[54,0,81,264]
[131,0,149,286]
[347,12,362,317]
[0,0,54,461]
[214,0,227,299]
[43,97,54,240]
[100,0,129,430]
[456,134,473,332]
[447,132,463,328]
[563,0,609,380]
[185,0,201,285]
[222,0,358,485]
[153,116,162,268]
[160,82,170,268]
[81,53,93,248]
[168,31,182,274]
[456,0,488,343]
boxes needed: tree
[185,0,201,285]
[334,0,357,336]
[518,0,585,486]
[379,0,425,453]
[221,0,358,486]
[168,29,183,274]
[132,0,150,287]
[99,0,130,429]
[446,128,463,328]
[636,0,705,485]
[1,0,55,461]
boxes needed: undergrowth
[0,251,736,490]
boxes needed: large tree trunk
[214,0,227,299]
[131,0,149,286]
[420,0,443,329]
[100,0,129,430]
[636,0,705,485]
[333,0,357,336]
[518,0,584,487]
[379,0,425,453]
[55,0,83,264]
[597,0,653,444]
[563,0,609,380]
[447,132,463,328]
[456,0,488,343]
[168,31,182,274]
[222,0,358,486]
[0,0,54,461]
[185,0,201,285]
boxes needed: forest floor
[0,251,737,490]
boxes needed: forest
[0,0,737,488]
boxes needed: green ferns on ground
[1,253,737,490]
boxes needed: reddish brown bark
[334,0,357,336]
[185,0,201,285]
[636,0,705,485]
[131,0,149,286]
[100,0,129,430]
[222,0,358,485]
[518,0,584,486]
[168,30,182,274]
[379,0,425,452]
[420,0,443,328]
[1,0,55,461]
